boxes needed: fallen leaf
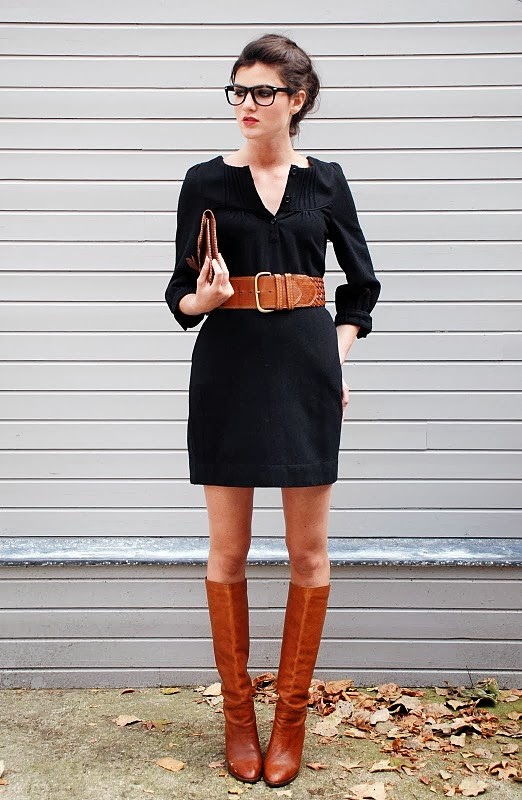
[338,760,364,772]
[160,687,181,694]
[142,718,172,732]
[370,708,390,725]
[208,759,226,768]
[369,759,397,773]
[344,781,387,799]
[447,699,470,710]
[112,714,142,727]
[207,695,223,707]
[439,769,453,779]
[274,791,292,797]
[0,762,4,778]
[344,727,368,738]
[202,682,222,697]
[450,733,467,747]
[311,717,341,737]
[325,679,354,694]
[388,695,422,714]
[336,699,355,718]
[155,757,185,772]
[488,759,520,780]
[306,762,329,771]
[458,777,488,796]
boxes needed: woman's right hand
[193,252,235,313]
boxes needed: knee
[287,548,329,579]
[208,544,249,580]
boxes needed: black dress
[164,155,381,487]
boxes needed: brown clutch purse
[186,209,219,282]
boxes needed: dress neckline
[220,154,314,171]
[220,155,315,217]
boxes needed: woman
[165,34,381,787]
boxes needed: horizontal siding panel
[2,364,521,391]
[1,210,520,241]
[2,576,520,609]
[0,639,519,671]
[2,273,521,302]
[2,180,521,211]
[3,1,522,24]
[1,333,521,361]
[1,668,519,690]
[2,609,520,639]
[1,422,520,450]
[0,421,428,449]
[2,509,519,537]
[2,57,522,88]
[1,480,520,509]
[1,23,520,57]
[2,242,522,272]
[0,152,520,182]
[1,392,521,421]
[0,304,521,334]
[428,422,522,449]
[2,451,521,479]
[0,120,520,150]
[3,88,520,120]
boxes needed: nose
[242,89,258,111]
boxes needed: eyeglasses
[225,83,296,107]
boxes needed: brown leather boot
[263,581,330,788]
[205,577,263,783]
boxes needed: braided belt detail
[217,272,326,312]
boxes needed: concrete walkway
[0,684,520,799]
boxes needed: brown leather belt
[217,272,325,312]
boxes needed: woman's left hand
[341,377,350,419]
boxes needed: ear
[290,88,306,115]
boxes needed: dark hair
[230,33,320,138]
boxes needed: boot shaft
[275,581,330,707]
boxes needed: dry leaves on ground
[248,676,522,793]
[344,780,387,799]
[154,756,185,772]
[112,714,142,727]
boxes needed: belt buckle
[254,271,274,313]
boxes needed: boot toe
[227,756,263,783]
[263,759,299,787]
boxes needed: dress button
[284,195,291,203]
[290,166,298,175]
[271,218,277,224]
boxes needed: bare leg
[281,483,333,586]
[204,485,255,582]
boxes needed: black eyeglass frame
[224,83,297,107]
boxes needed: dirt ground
[0,685,520,800]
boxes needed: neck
[241,136,297,168]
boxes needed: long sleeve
[164,163,207,331]
[327,161,381,337]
